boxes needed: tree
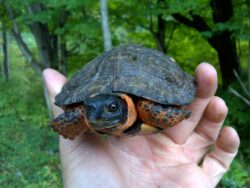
[3,0,104,116]
[2,22,9,81]
[111,0,247,88]
[247,0,250,92]
[6,3,42,75]
[3,0,248,88]
[171,0,239,87]
[4,1,62,118]
[0,1,10,80]
[100,0,112,51]
[0,45,2,78]
[27,3,58,69]
[5,0,103,72]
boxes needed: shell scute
[55,44,196,108]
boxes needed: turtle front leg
[50,106,90,140]
[136,99,191,129]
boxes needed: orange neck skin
[110,94,138,136]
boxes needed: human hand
[43,63,240,188]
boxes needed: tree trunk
[172,0,239,88]
[28,22,53,69]
[0,32,2,78]
[246,1,250,92]
[59,38,67,76]
[6,4,42,75]
[2,24,10,81]
[248,41,250,92]
[5,3,53,118]
[100,0,112,51]
[148,0,167,53]
[58,9,68,75]
[210,0,239,87]
[51,35,59,69]
[27,3,59,69]
[208,31,239,88]
[155,0,166,53]
[155,14,166,53]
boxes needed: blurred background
[0,0,249,187]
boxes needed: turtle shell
[55,44,196,107]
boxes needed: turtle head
[84,94,128,131]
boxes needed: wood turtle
[51,44,196,139]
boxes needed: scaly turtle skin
[51,44,196,139]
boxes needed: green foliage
[219,84,250,140]
[218,158,250,188]
[216,80,250,187]
[0,43,62,188]
[167,26,218,73]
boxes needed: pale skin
[43,63,240,188]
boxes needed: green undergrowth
[0,46,62,187]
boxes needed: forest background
[0,0,250,187]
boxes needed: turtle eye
[108,103,118,112]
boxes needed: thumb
[43,68,67,117]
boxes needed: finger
[165,63,217,144]
[186,97,228,162]
[202,126,240,187]
[195,96,228,142]
[42,68,67,117]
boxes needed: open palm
[44,63,239,188]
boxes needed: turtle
[51,44,196,140]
